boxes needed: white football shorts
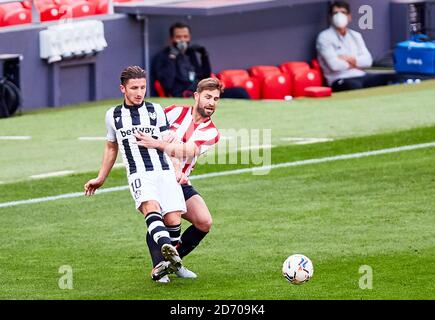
[128,170,186,215]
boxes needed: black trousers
[221,87,251,99]
[331,73,400,92]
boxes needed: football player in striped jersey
[84,66,194,283]
[135,78,222,279]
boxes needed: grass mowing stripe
[1,141,434,209]
[1,124,434,201]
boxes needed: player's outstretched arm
[134,131,199,161]
[84,141,118,196]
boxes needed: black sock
[177,225,208,258]
[145,212,171,248]
[146,232,164,267]
[166,223,181,246]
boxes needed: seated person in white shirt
[316,1,397,92]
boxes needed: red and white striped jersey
[164,105,220,178]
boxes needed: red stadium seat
[71,2,96,18]
[55,0,96,18]
[218,70,247,86]
[261,73,292,100]
[218,69,261,100]
[249,65,281,81]
[40,7,61,21]
[0,3,32,27]
[279,61,310,78]
[87,0,109,15]
[241,77,261,100]
[1,9,31,27]
[249,66,292,100]
[304,86,332,98]
[311,59,326,86]
[34,0,61,21]
[293,69,323,97]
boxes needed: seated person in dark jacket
[153,22,250,99]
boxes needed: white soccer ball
[282,254,314,285]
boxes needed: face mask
[175,41,188,53]
[332,12,349,29]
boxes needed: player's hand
[134,132,161,149]
[162,132,178,144]
[175,171,189,185]
[84,178,104,196]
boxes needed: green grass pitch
[0,81,434,299]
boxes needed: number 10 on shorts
[131,178,142,200]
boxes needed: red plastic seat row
[218,63,329,100]
[218,65,293,100]
[41,0,97,20]
[155,61,331,100]
[0,0,110,25]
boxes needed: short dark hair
[329,1,350,16]
[197,78,224,94]
[169,22,191,38]
[120,66,146,86]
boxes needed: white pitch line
[0,187,129,209]
[30,170,75,179]
[281,137,334,144]
[238,144,275,151]
[1,141,434,209]
[294,139,334,145]
[78,137,106,141]
[0,136,32,140]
